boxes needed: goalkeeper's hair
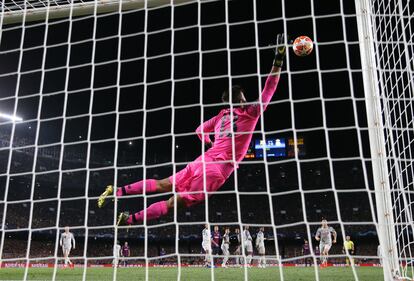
[222,85,244,103]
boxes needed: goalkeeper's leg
[117,162,227,224]
[117,178,172,196]
[98,178,172,208]
[99,154,206,208]
[117,195,186,225]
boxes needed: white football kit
[221,233,230,267]
[113,244,121,266]
[202,228,212,253]
[316,226,336,252]
[221,233,230,255]
[256,231,265,254]
[60,232,75,251]
[243,230,253,252]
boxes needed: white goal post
[354,1,399,279]
[356,0,414,280]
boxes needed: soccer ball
[292,36,313,57]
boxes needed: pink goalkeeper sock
[116,179,157,196]
[127,201,168,224]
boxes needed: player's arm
[71,233,76,249]
[332,229,337,243]
[195,115,219,148]
[315,229,320,241]
[247,34,286,117]
[59,234,63,247]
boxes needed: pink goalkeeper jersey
[196,74,280,163]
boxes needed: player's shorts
[169,155,234,207]
[244,242,253,253]
[319,241,332,252]
[257,246,265,255]
[202,242,212,253]
[62,246,71,253]
[234,245,241,254]
[344,248,354,255]
[221,244,230,255]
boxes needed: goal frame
[355,0,401,280]
[0,0,193,25]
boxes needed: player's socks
[222,256,228,267]
[246,255,252,266]
[321,256,328,267]
[117,179,157,196]
[127,201,168,224]
[259,257,266,268]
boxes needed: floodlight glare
[0,112,23,122]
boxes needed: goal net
[0,0,412,280]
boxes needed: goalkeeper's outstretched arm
[248,33,286,116]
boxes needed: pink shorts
[169,155,234,207]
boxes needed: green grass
[0,266,383,281]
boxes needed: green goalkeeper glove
[273,33,287,67]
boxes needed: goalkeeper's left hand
[273,33,287,68]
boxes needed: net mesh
[0,0,411,280]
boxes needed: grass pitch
[0,266,383,281]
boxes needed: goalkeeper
[98,34,286,225]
